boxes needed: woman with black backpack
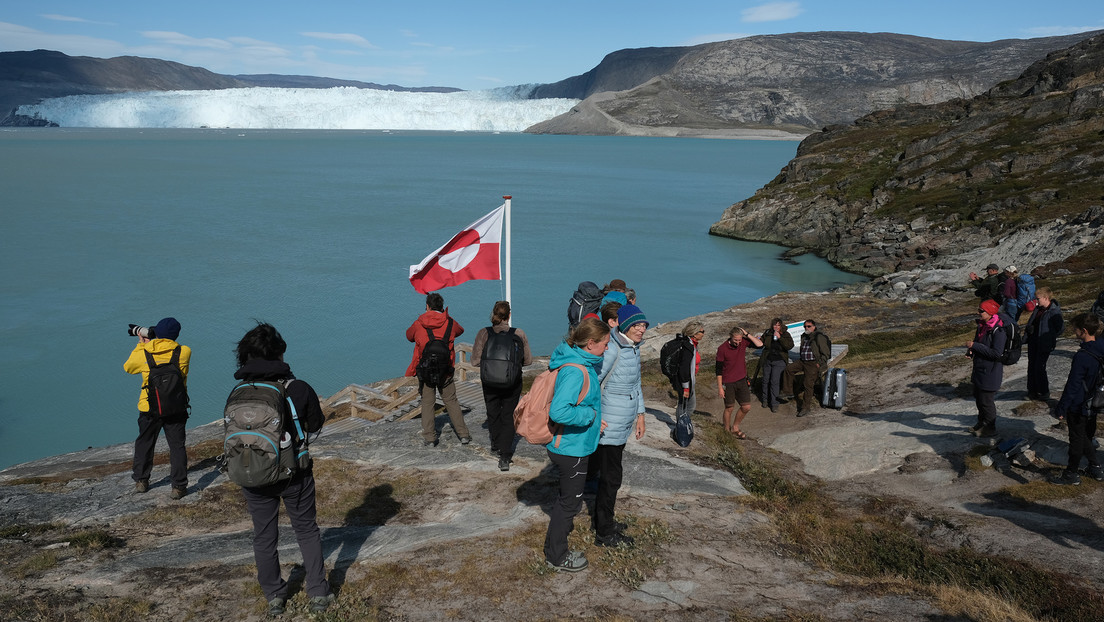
[471,301,532,471]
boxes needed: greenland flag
[409,204,505,293]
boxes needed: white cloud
[1023,25,1102,37]
[300,32,376,48]
[742,2,803,23]
[40,14,112,25]
[141,31,234,50]
[682,33,753,46]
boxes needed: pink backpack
[513,363,590,447]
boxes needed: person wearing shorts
[716,326,762,438]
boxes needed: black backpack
[998,313,1022,366]
[416,318,454,387]
[660,335,690,386]
[567,281,603,328]
[480,327,523,389]
[1087,353,1104,414]
[143,346,189,416]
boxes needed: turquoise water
[0,129,863,469]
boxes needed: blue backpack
[1015,274,1036,307]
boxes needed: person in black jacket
[965,300,1007,437]
[1024,287,1064,402]
[233,323,335,616]
[1051,314,1104,486]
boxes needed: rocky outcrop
[527,30,1102,136]
[710,34,1104,281]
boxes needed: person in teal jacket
[544,317,610,572]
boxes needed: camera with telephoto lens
[128,324,155,339]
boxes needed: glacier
[15,87,579,131]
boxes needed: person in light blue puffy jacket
[544,317,610,572]
[588,303,648,548]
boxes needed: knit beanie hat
[979,300,1000,315]
[155,317,181,341]
[617,304,648,331]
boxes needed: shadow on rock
[325,483,401,592]
[965,491,1104,553]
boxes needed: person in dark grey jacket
[966,299,1007,437]
[1024,286,1064,402]
[232,322,335,616]
[1051,314,1104,486]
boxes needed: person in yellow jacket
[123,317,191,499]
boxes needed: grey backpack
[222,379,310,487]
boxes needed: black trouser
[589,443,625,539]
[1067,410,1100,471]
[483,382,522,458]
[544,450,588,565]
[132,411,188,489]
[974,386,997,427]
[242,472,330,602]
[1026,342,1053,397]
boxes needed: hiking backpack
[480,326,523,389]
[1087,353,1104,414]
[222,379,310,488]
[567,281,603,328]
[660,335,690,385]
[143,346,189,417]
[513,362,590,446]
[1015,274,1036,307]
[415,318,454,387]
[998,313,1022,366]
[1092,290,1104,325]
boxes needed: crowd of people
[966,262,1103,486]
[117,269,1102,601]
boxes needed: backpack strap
[281,378,308,448]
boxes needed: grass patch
[845,325,973,369]
[117,481,249,530]
[698,419,1104,621]
[9,550,59,579]
[312,459,424,525]
[997,478,1100,504]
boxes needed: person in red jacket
[406,292,471,446]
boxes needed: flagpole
[503,195,512,324]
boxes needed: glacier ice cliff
[16,87,578,131]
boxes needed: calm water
[0,129,863,469]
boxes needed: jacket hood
[234,359,295,381]
[550,341,602,370]
[141,338,182,355]
[416,308,453,330]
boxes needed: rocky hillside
[526,30,1102,136]
[709,34,1104,277]
[0,50,247,122]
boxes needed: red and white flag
[408,204,505,293]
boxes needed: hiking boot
[546,550,588,572]
[498,456,510,471]
[1087,465,1104,481]
[460,436,472,445]
[308,593,336,613]
[796,409,808,417]
[595,532,635,548]
[1052,470,1081,486]
[170,487,187,500]
[135,479,149,494]
[267,597,287,617]
[972,425,997,438]
[769,405,778,413]
[423,438,438,447]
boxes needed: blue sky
[2,1,1102,91]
